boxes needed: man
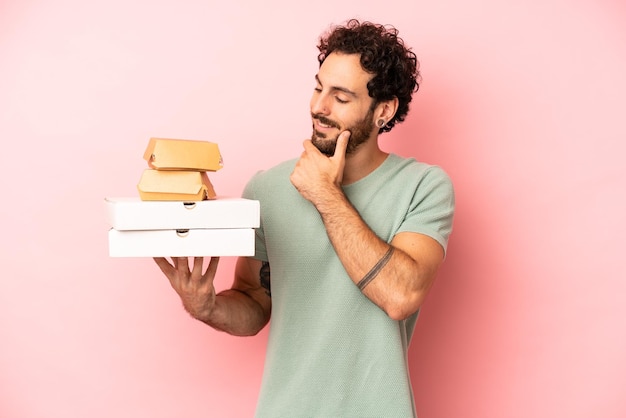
[155,19,454,417]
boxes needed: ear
[375,97,399,122]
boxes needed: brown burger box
[137,169,216,201]
[143,137,223,171]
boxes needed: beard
[310,108,375,156]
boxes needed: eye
[335,96,348,104]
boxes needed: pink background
[1,0,625,417]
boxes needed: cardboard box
[108,228,255,257]
[137,169,216,201]
[105,197,260,230]
[144,137,223,171]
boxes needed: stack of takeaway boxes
[105,138,260,257]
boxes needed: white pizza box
[108,228,255,257]
[105,197,260,231]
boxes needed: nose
[310,91,330,116]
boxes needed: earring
[377,119,386,128]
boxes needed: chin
[311,133,336,156]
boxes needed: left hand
[290,131,350,204]
[153,256,220,321]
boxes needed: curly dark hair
[317,19,420,133]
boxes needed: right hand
[290,130,350,205]
[153,256,220,321]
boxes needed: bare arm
[154,256,271,336]
[210,257,272,336]
[312,187,443,320]
[290,132,443,320]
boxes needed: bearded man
[156,19,455,417]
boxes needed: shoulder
[385,154,453,189]
[383,155,455,218]
[250,158,298,182]
[242,158,298,199]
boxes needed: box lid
[105,197,260,230]
[137,169,216,201]
[143,137,223,171]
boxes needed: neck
[341,138,388,185]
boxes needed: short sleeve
[397,166,455,255]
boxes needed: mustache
[311,113,340,129]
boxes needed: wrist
[312,183,346,213]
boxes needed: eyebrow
[315,75,358,98]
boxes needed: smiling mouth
[312,114,339,130]
[316,121,335,131]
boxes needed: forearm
[201,289,269,337]
[316,187,430,319]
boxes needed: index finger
[302,139,318,153]
[154,257,174,275]
[333,130,351,159]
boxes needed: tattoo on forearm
[357,246,395,291]
[260,261,271,297]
